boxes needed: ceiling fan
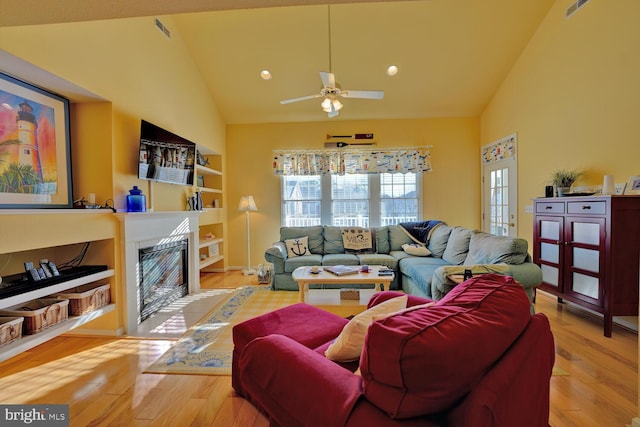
[280,71,384,118]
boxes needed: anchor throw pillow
[285,236,311,258]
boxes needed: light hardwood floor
[0,271,636,426]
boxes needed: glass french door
[482,156,517,237]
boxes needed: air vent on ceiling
[154,17,171,39]
[566,0,590,19]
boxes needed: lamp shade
[238,195,258,212]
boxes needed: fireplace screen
[138,239,189,322]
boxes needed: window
[380,173,419,225]
[282,173,420,227]
[332,174,370,227]
[281,175,322,226]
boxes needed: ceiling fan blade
[320,71,336,89]
[280,94,322,104]
[340,90,384,100]
[327,110,340,118]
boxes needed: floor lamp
[238,195,258,275]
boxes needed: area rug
[144,285,298,375]
[552,366,570,376]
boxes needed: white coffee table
[292,265,395,304]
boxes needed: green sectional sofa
[263,223,542,303]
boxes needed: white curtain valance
[273,147,432,175]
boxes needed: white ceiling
[1,0,556,124]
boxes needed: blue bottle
[127,186,146,212]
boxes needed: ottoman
[232,302,349,395]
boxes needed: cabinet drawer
[567,201,606,215]
[536,202,565,214]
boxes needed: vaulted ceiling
[1,0,556,124]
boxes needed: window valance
[273,147,432,175]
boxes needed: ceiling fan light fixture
[260,69,272,80]
[387,65,399,77]
[332,98,343,111]
[321,97,332,112]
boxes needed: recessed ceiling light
[260,70,272,80]
[386,65,399,77]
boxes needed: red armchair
[232,274,555,427]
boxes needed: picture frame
[0,72,72,208]
[624,175,640,195]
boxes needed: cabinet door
[534,215,564,292]
[564,216,605,306]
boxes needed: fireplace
[138,239,189,322]
[117,211,200,335]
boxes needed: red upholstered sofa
[232,274,555,427]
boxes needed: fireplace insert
[138,239,189,322]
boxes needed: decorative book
[324,265,360,276]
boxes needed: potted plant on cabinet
[551,169,582,196]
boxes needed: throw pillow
[285,236,310,258]
[401,243,432,257]
[374,301,436,320]
[325,295,408,362]
[341,227,377,254]
[442,227,474,265]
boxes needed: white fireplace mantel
[116,211,200,334]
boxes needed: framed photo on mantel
[624,175,640,195]
[0,72,72,209]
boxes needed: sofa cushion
[323,226,345,254]
[325,295,408,362]
[426,223,452,258]
[399,257,448,296]
[356,254,397,270]
[322,254,359,266]
[360,274,531,418]
[463,232,529,265]
[285,236,311,258]
[442,226,474,265]
[281,226,324,255]
[284,254,323,273]
[388,225,413,251]
[375,226,390,254]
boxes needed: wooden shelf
[0,269,115,310]
[195,164,222,176]
[196,187,222,194]
[0,303,116,362]
[199,237,223,249]
[200,255,224,269]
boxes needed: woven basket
[0,317,23,346]
[340,289,360,300]
[0,299,69,335]
[54,283,111,316]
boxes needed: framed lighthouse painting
[0,72,72,209]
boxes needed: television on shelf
[137,119,195,186]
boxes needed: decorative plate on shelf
[564,191,596,197]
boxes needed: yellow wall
[481,0,640,244]
[226,117,480,269]
[0,17,225,332]
[0,16,226,211]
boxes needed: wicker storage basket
[340,289,360,300]
[0,299,69,335]
[54,283,111,316]
[0,317,24,346]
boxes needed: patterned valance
[272,147,432,175]
[482,134,516,165]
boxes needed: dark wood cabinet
[533,195,640,337]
